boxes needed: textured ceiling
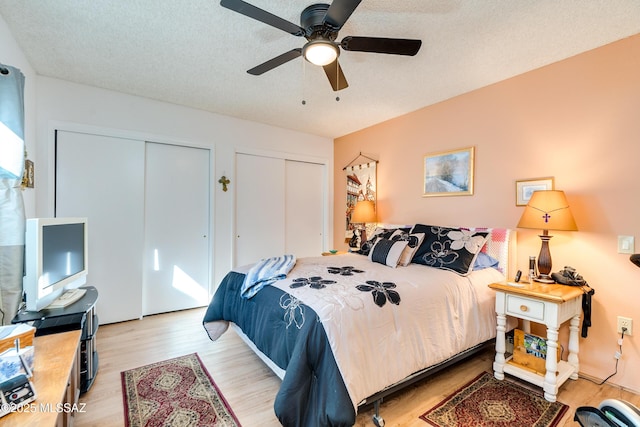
[1,0,639,138]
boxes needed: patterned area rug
[420,372,568,427]
[121,353,241,427]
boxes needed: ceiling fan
[220,0,422,91]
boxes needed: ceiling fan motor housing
[301,3,338,41]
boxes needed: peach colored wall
[334,35,640,392]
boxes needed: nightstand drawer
[506,295,545,321]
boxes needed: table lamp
[351,200,376,244]
[517,190,577,283]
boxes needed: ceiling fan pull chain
[335,62,340,102]
[301,58,307,105]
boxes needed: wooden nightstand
[489,281,584,402]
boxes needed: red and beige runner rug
[420,371,568,427]
[121,353,241,427]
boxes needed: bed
[203,224,516,426]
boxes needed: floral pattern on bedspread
[279,293,305,329]
[327,265,365,276]
[282,267,402,330]
[290,276,337,289]
[356,281,401,307]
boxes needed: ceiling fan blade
[341,36,422,56]
[324,0,362,29]
[247,48,302,75]
[323,60,349,91]
[220,0,305,36]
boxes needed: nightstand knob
[520,305,529,312]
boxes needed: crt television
[23,217,88,311]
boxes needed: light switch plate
[618,235,635,254]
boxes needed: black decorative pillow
[410,224,489,275]
[410,224,444,261]
[389,230,426,266]
[358,227,410,256]
[369,238,408,268]
[357,234,380,256]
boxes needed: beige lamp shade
[517,190,577,231]
[517,190,577,282]
[351,200,376,223]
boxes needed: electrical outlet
[617,316,633,336]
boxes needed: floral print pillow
[410,224,489,275]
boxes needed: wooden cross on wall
[218,175,230,192]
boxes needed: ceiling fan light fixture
[303,40,339,66]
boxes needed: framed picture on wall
[423,146,474,197]
[515,177,554,206]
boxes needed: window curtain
[0,64,26,324]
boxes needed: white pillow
[390,231,426,266]
[369,238,408,268]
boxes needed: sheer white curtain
[0,64,26,324]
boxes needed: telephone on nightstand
[552,266,595,338]
[551,266,588,287]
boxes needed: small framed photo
[423,146,474,197]
[516,177,554,206]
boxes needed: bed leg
[372,399,385,427]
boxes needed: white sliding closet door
[235,153,285,266]
[55,130,145,324]
[56,131,212,323]
[235,153,325,267]
[285,160,324,258]
[143,142,211,315]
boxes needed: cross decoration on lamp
[517,190,577,283]
[350,200,376,247]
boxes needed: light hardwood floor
[75,307,639,426]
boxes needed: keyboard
[47,288,87,309]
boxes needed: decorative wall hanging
[343,153,377,243]
[21,158,34,188]
[218,175,230,192]
[515,177,554,206]
[423,146,474,197]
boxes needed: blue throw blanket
[241,254,296,298]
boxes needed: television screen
[24,217,88,312]
[42,223,85,289]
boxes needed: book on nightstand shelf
[511,329,559,375]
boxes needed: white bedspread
[270,253,505,410]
